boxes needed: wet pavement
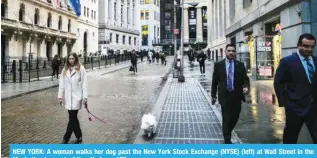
[134,57,241,144]
[185,58,314,144]
[1,58,172,157]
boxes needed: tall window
[19,3,25,21]
[116,34,119,43]
[91,10,93,19]
[47,13,52,27]
[34,8,40,25]
[145,10,149,20]
[134,37,136,45]
[129,37,131,45]
[142,25,148,46]
[1,0,8,18]
[122,36,126,44]
[114,2,117,20]
[94,11,96,20]
[140,0,144,4]
[140,10,144,20]
[68,19,71,32]
[121,5,123,23]
[58,16,62,30]
[84,7,86,16]
[87,8,89,17]
[109,33,112,43]
[145,0,149,4]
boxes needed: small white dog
[141,113,157,137]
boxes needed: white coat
[58,65,88,110]
[148,51,153,61]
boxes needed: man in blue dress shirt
[211,44,250,144]
[274,33,317,144]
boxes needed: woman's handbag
[129,65,134,71]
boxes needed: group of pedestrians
[55,32,316,145]
[211,33,317,144]
[188,49,208,75]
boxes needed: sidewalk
[1,60,140,101]
[134,58,242,144]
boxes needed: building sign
[259,66,272,77]
[189,8,196,32]
[257,41,272,52]
[174,29,179,35]
[202,8,207,32]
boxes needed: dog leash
[84,103,114,126]
[59,101,113,126]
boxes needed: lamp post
[178,1,199,82]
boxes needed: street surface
[187,59,313,144]
[1,60,172,157]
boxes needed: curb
[1,85,59,101]
[195,79,243,144]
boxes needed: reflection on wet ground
[184,59,313,144]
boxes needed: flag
[68,0,81,16]
[52,0,60,8]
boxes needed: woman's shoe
[75,137,82,144]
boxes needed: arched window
[68,19,71,32]
[1,0,8,18]
[34,8,40,25]
[58,16,62,30]
[19,3,25,21]
[47,13,52,27]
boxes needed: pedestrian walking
[197,51,207,75]
[274,33,317,144]
[58,53,88,144]
[207,48,211,60]
[51,54,61,80]
[131,50,138,74]
[211,44,250,144]
[148,50,153,64]
[160,52,167,66]
[155,52,160,64]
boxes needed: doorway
[46,42,52,61]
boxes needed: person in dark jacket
[130,50,138,74]
[274,33,317,144]
[211,44,250,144]
[197,51,207,75]
[52,54,61,80]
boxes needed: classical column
[184,6,189,43]
[129,0,133,29]
[222,0,225,37]
[110,0,114,25]
[117,0,122,27]
[196,6,203,43]
[216,0,220,39]
[207,0,212,47]
[123,0,128,27]
[212,0,216,41]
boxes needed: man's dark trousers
[199,62,205,74]
[283,106,317,144]
[221,91,241,144]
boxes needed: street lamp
[178,1,199,82]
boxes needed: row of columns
[183,5,205,43]
[210,0,225,41]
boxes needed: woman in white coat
[58,53,88,144]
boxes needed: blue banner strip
[10,144,317,158]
